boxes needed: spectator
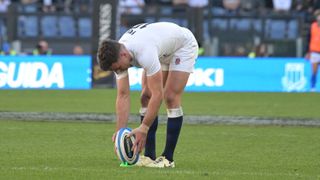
[20,0,38,13]
[197,41,205,56]
[119,0,145,15]
[173,0,188,6]
[222,43,233,56]
[312,0,320,10]
[305,9,320,92]
[0,43,17,56]
[63,0,91,13]
[309,1,319,22]
[306,0,320,22]
[272,0,292,12]
[33,40,52,55]
[257,43,269,57]
[248,43,270,58]
[188,0,208,44]
[63,0,72,13]
[240,0,265,14]
[188,0,208,7]
[234,45,246,56]
[223,0,240,13]
[119,17,129,37]
[290,0,314,22]
[240,0,254,10]
[73,0,92,13]
[0,0,10,12]
[212,0,226,15]
[73,45,84,55]
[42,0,56,12]
[119,0,145,28]
[294,0,309,12]
[172,0,188,13]
[143,0,157,14]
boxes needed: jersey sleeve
[138,46,161,76]
[114,70,128,79]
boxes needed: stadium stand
[18,15,38,37]
[0,0,318,56]
[41,16,58,37]
[59,16,76,37]
[78,18,92,38]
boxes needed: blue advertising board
[0,56,92,89]
[128,57,315,92]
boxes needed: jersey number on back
[126,23,149,35]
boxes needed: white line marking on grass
[1,112,320,126]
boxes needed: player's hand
[129,124,149,155]
[112,132,117,155]
[112,132,116,143]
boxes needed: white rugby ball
[114,128,139,165]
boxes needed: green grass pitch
[0,89,320,118]
[1,121,319,179]
[0,89,320,179]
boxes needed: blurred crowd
[0,0,92,13]
[118,0,320,57]
[0,39,84,56]
[119,0,320,19]
[0,0,318,17]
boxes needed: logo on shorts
[175,58,181,65]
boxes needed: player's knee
[164,91,178,107]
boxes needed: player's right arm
[115,75,130,132]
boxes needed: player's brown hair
[97,39,121,71]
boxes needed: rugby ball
[114,128,139,165]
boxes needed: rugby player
[97,22,198,168]
[306,10,320,92]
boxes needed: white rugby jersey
[116,22,188,79]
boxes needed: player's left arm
[112,75,130,142]
[142,70,163,127]
[130,71,163,154]
[129,46,163,153]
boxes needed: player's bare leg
[137,70,169,166]
[136,72,156,166]
[139,71,161,161]
[159,71,190,167]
